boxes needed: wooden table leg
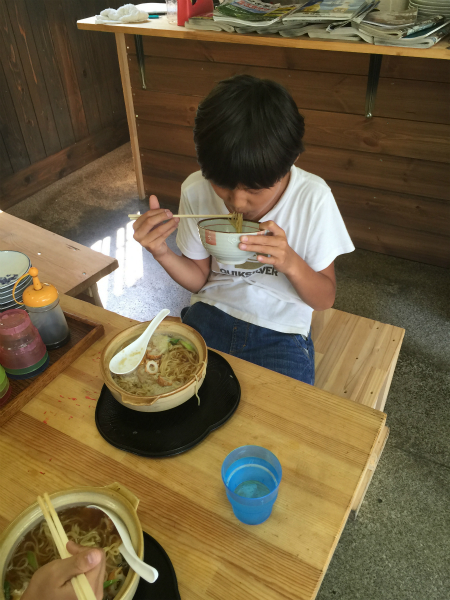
[350,424,390,518]
[87,283,103,307]
[115,31,145,200]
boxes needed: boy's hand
[239,221,297,276]
[133,195,179,260]
[21,541,105,600]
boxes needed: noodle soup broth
[4,506,129,600]
[101,321,208,412]
[111,332,201,397]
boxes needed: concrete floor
[8,143,450,599]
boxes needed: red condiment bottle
[177,0,214,26]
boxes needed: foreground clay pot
[0,482,144,600]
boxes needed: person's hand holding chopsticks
[22,541,106,600]
[132,194,180,260]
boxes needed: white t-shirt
[176,165,355,335]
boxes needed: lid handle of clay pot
[105,482,140,510]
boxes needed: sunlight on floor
[91,221,143,308]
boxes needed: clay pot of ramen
[100,320,208,412]
[0,482,143,600]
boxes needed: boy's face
[209,171,291,222]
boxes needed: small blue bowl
[222,445,282,525]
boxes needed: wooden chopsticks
[128,213,229,220]
[37,493,97,600]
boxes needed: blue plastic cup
[221,445,282,525]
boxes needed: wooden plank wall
[0,0,129,210]
[125,35,450,268]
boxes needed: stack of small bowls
[0,309,49,380]
[0,251,32,312]
[0,364,11,407]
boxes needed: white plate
[410,3,450,8]
[416,8,450,13]
[410,0,450,5]
[411,3,450,8]
[410,2,450,7]
[0,271,32,293]
[0,298,20,309]
[0,298,21,307]
[0,251,31,290]
[0,275,32,299]
[410,4,450,11]
[413,5,450,9]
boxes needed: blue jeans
[181,302,315,385]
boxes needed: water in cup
[228,456,277,498]
[235,480,270,498]
[222,446,282,525]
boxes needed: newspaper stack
[185,12,236,31]
[354,8,450,46]
[212,0,299,34]
[281,0,379,37]
[282,0,375,23]
[186,0,450,46]
[279,21,331,36]
[372,19,450,46]
[306,22,374,40]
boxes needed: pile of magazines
[186,1,299,34]
[184,0,450,48]
[352,5,450,47]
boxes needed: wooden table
[0,295,386,600]
[0,212,118,305]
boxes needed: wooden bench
[311,308,405,516]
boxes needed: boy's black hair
[194,75,305,190]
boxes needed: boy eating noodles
[133,75,354,384]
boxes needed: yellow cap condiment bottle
[13,268,70,349]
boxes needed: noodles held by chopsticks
[129,211,244,232]
[227,212,243,233]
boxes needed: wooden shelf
[77,16,450,61]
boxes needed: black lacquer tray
[133,530,181,599]
[95,350,240,457]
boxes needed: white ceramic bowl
[0,482,144,600]
[100,320,208,412]
[198,218,263,265]
[0,252,31,290]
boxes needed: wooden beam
[115,31,145,200]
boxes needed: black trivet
[95,350,240,457]
[134,530,181,599]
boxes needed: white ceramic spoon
[109,308,170,375]
[88,505,159,584]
